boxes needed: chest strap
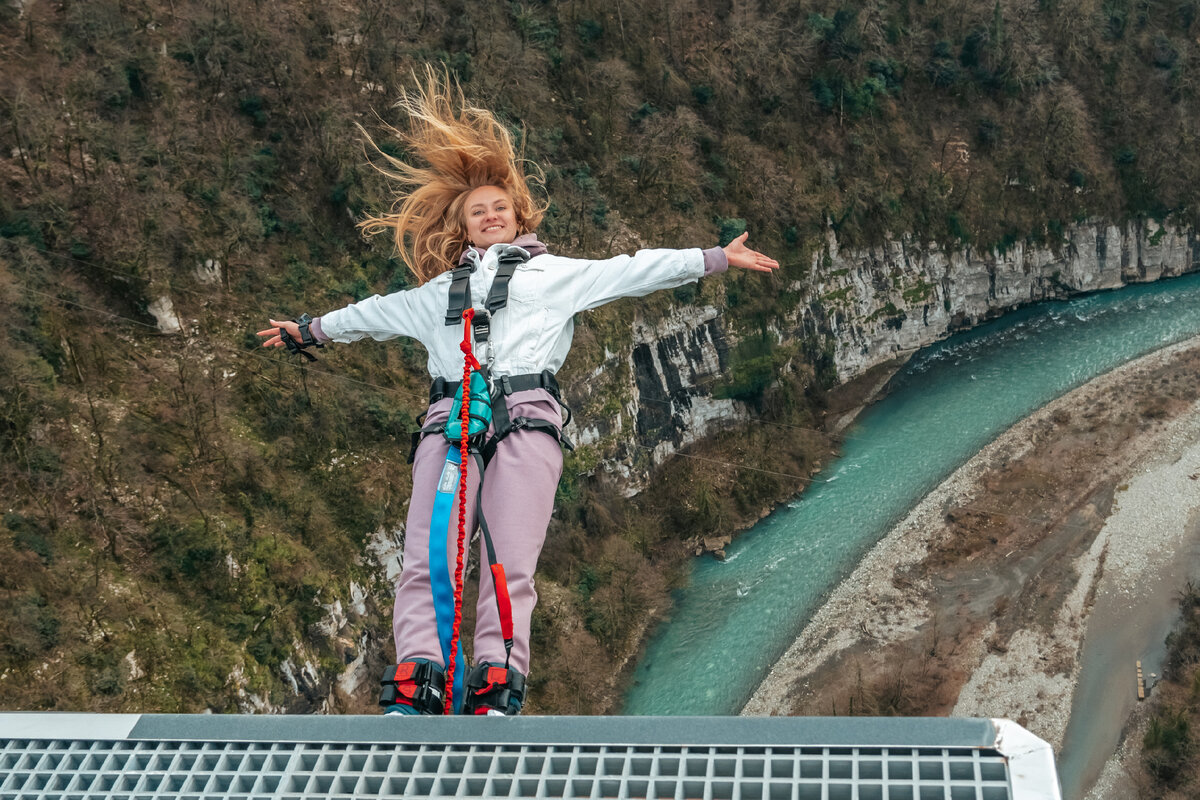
[444,247,529,327]
[445,266,471,326]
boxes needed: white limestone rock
[147,295,182,334]
[366,526,404,584]
[563,219,1196,501]
[194,259,222,285]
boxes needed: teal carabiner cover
[444,371,492,442]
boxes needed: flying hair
[358,67,547,285]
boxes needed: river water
[624,271,1200,718]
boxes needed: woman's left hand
[723,232,780,273]
[257,318,302,348]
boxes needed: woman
[258,69,778,715]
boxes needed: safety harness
[407,247,573,465]
[380,245,572,716]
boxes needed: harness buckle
[471,309,491,345]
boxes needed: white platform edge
[992,718,1063,800]
[0,712,141,740]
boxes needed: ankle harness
[378,659,446,715]
[463,662,526,716]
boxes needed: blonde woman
[258,70,778,715]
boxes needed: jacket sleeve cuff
[702,247,729,276]
[310,316,330,342]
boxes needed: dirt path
[743,336,1200,783]
[1061,497,1200,798]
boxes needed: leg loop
[379,659,446,715]
[462,662,526,716]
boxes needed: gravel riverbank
[743,334,1200,796]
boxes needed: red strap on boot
[392,662,422,703]
[471,666,512,715]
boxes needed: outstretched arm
[258,279,439,349]
[723,232,779,273]
[562,231,780,313]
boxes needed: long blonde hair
[358,68,546,285]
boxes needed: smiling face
[462,185,519,249]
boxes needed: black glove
[279,313,325,362]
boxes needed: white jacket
[317,243,707,381]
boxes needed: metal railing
[0,714,1060,800]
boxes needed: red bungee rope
[445,309,480,715]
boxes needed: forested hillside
[2,0,1197,714]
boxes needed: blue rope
[428,447,465,713]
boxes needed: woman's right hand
[256,318,302,348]
[723,232,780,273]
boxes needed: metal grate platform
[0,715,1060,800]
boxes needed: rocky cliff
[811,220,1200,381]
[564,304,754,494]
[568,221,1200,494]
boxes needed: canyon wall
[815,220,1199,381]
[565,221,1200,492]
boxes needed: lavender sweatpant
[393,388,564,675]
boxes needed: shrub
[1144,709,1191,783]
[576,18,603,44]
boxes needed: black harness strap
[407,370,575,464]
[445,246,526,327]
[430,371,564,406]
[279,313,325,362]
[481,416,570,466]
[481,372,574,465]
[484,251,523,316]
[445,265,473,326]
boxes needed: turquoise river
[624,270,1200,717]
